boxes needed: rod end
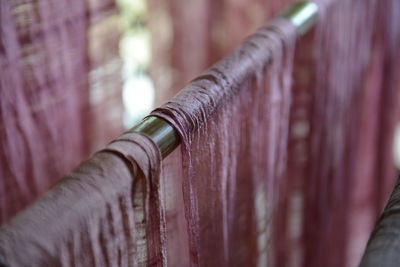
[281,1,319,36]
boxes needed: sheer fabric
[148,0,293,106]
[0,0,400,266]
[0,132,163,266]
[0,0,123,224]
[151,0,400,266]
[151,17,297,266]
[359,1,400,264]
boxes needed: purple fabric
[151,17,297,266]
[0,132,164,266]
[151,0,400,266]
[0,0,123,224]
[0,0,399,266]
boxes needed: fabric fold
[0,131,164,267]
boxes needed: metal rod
[132,116,180,159]
[133,1,319,159]
[281,1,319,36]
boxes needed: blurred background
[1,0,399,245]
[118,0,154,127]
[117,0,293,127]
[118,0,400,166]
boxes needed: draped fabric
[358,1,400,264]
[0,0,123,224]
[150,0,400,266]
[0,132,163,266]
[1,0,400,267]
[150,16,298,266]
[148,0,293,106]
[306,1,400,266]
[360,176,400,267]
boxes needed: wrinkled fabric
[0,0,123,224]
[0,132,164,267]
[358,0,400,265]
[306,1,400,266]
[151,17,297,266]
[0,0,400,266]
[151,0,400,266]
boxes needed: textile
[0,0,399,266]
[0,0,123,224]
[360,176,400,267]
[0,132,163,266]
[151,0,400,266]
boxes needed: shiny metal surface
[132,116,180,159]
[133,1,319,159]
[281,1,319,36]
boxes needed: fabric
[0,0,400,266]
[147,0,293,106]
[358,1,400,265]
[360,176,400,267]
[0,0,123,224]
[0,131,164,266]
[150,0,400,266]
[152,16,297,266]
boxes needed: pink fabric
[0,0,123,224]
[151,0,400,266]
[148,0,294,106]
[0,0,399,266]
[151,18,297,265]
[0,132,164,266]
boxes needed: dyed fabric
[304,1,400,266]
[359,0,400,265]
[151,0,400,266]
[0,132,164,266]
[360,176,400,267]
[0,0,400,266]
[151,17,297,266]
[0,0,122,224]
[148,0,293,106]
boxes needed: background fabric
[0,0,399,266]
[0,0,123,224]
[147,0,293,106]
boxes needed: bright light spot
[118,0,154,129]
[122,74,154,128]
[120,32,151,70]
